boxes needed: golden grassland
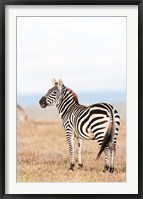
[17,105,126,182]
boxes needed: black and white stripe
[39,79,120,172]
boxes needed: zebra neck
[56,98,76,119]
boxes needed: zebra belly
[74,129,95,140]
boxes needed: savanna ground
[17,104,126,182]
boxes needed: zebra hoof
[78,164,83,169]
[103,166,109,173]
[69,168,74,171]
[109,168,114,173]
[69,163,75,171]
[103,169,108,173]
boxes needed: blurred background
[17,16,126,120]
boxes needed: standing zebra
[39,79,120,173]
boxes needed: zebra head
[39,79,63,108]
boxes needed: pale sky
[17,17,126,95]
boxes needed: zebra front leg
[109,143,116,173]
[77,138,83,169]
[103,145,110,172]
[66,132,75,171]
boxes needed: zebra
[39,79,120,173]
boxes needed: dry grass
[17,108,126,182]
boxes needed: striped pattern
[39,79,120,172]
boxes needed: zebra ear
[52,79,56,86]
[58,79,63,89]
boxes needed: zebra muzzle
[39,96,47,108]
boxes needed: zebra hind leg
[109,143,116,173]
[103,145,110,173]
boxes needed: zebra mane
[64,86,79,104]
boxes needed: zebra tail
[96,120,114,160]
